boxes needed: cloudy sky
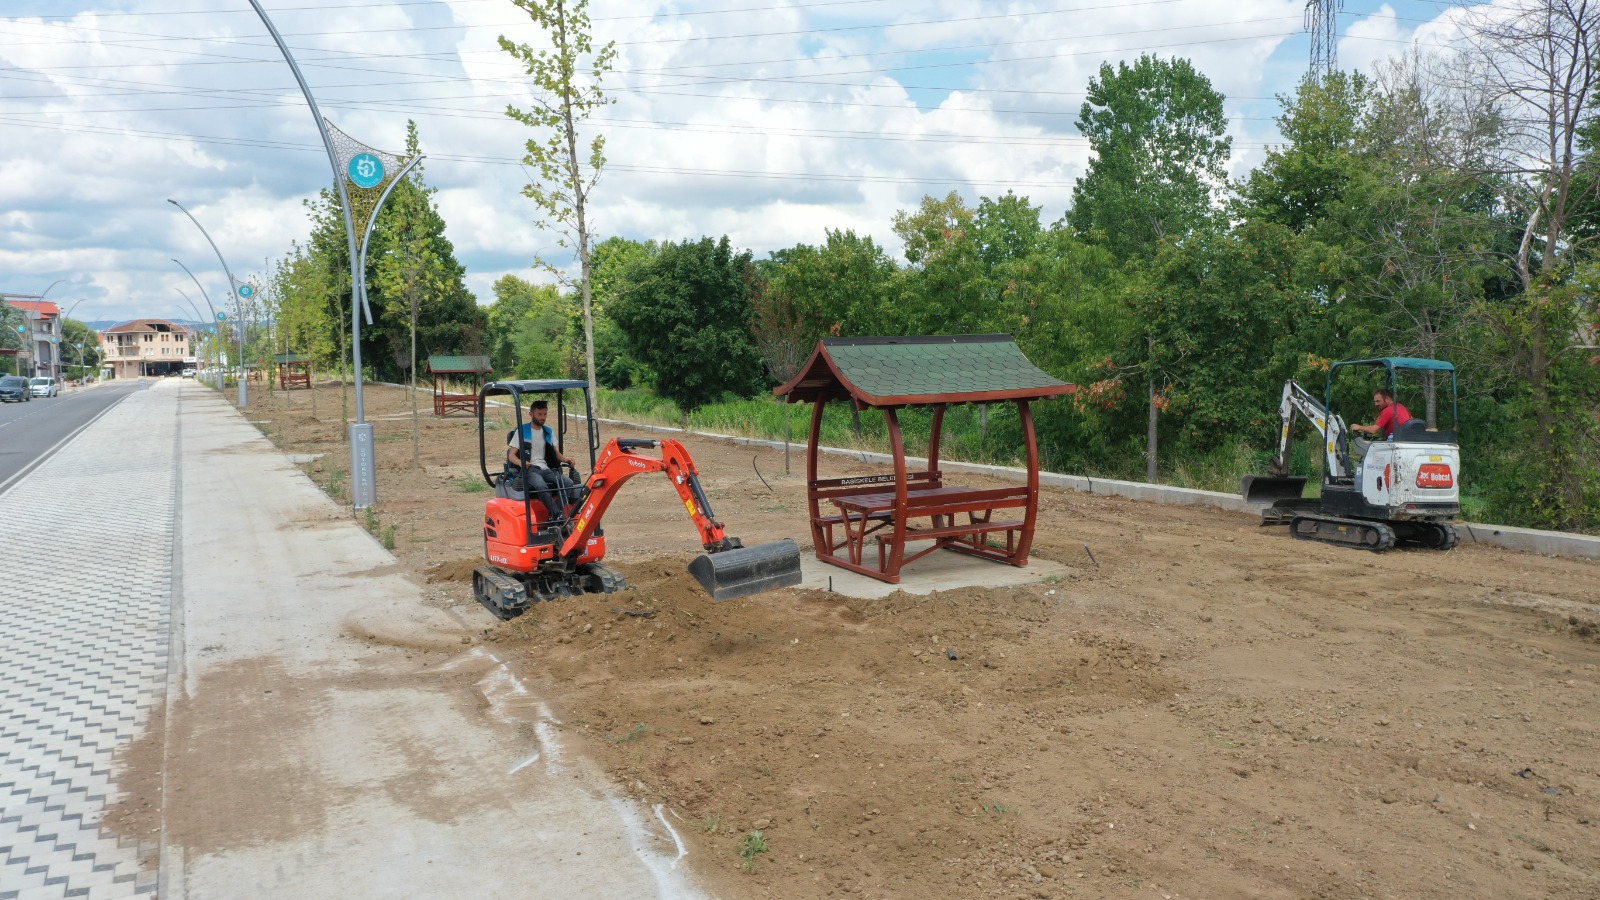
[1,0,1480,326]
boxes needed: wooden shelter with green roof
[428,354,492,416]
[775,334,1075,584]
[274,352,312,391]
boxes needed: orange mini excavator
[471,379,803,620]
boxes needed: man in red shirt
[1350,388,1411,439]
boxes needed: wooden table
[825,484,1031,581]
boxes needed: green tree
[888,193,994,336]
[375,124,454,466]
[1131,221,1319,450]
[607,236,767,413]
[585,236,656,388]
[973,192,1045,270]
[1068,55,1231,258]
[500,0,617,394]
[0,303,25,375]
[60,319,100,379]
[486,274,571,379]
[1236,71,1371,233]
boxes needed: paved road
[0,381,147,495]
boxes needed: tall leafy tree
[486,274,570,379]
[500,0,617,394]
[1455,0,1600,527]
[607,236,766,413]
[1236,71,1372,233]
[1068,55,1231,258]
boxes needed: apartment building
[3,299,62,378]
[104,319,193,378]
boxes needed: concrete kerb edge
[377,381,1600,561]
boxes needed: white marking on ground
[606,795,703,898]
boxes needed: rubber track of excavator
[1289,514,1397,552]
[474,567,530,620]
[1397,522,1459,551]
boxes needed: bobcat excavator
[471,380,803,620]
[1240,358,1461,552]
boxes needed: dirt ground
[246,381,1600,899]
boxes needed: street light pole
[173,259,223,389]
[174,293,211,385]
[168,199,247,407]
[247,0,377,510]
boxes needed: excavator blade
[688,538,804,601]
[1240,475,1309,504]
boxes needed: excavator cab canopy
[1326,357,1458,443]
[477,379,600,488]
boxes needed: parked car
[30,377,59,398]
[181,367,196,378]
[0,375,32,402]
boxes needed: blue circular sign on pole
[348,153,385,189]
[216,312,227,321]
[237,283,254,299]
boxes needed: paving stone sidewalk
[0,384,176,899]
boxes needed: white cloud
[1,1,1470,324]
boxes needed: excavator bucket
[688,538,804,601]
[1241,474,1309,504]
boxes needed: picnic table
[776,334,1075,584]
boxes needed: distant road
[0,380,148,495]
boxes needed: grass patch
[381,524,396,550]
[700,813,722,834]
[455,475,490,493]
[982,802,1020,817]
[611,722,648,744]
[326,467,348,501]
[737,830,770,871]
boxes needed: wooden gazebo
[274,353,312,390]
[428,354,492,416]
[775,334,1075,584]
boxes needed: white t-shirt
[510,422,551,470]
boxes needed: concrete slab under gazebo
[775,334,1076,584]
[429,354,492,416]
[274,353,312,390]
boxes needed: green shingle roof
[776,334,1075,407]
[428,354,492,373]
[273,353,309,364]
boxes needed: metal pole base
[350,423,376,509]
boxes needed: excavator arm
[1243,380,1350,504]
[1270,381,1349,479]
[558,437,736,555]
[557,437,803,600]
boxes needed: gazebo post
[1016,399,1040,563]
[806,398,827,552]
[885,406,909,580]
[928,403,946,482]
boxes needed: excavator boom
[1241,380,1348,505]
[560,437,803,600]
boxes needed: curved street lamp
[168,199,248,406]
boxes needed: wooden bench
[434,392,482,416]
[808,472,943,556]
